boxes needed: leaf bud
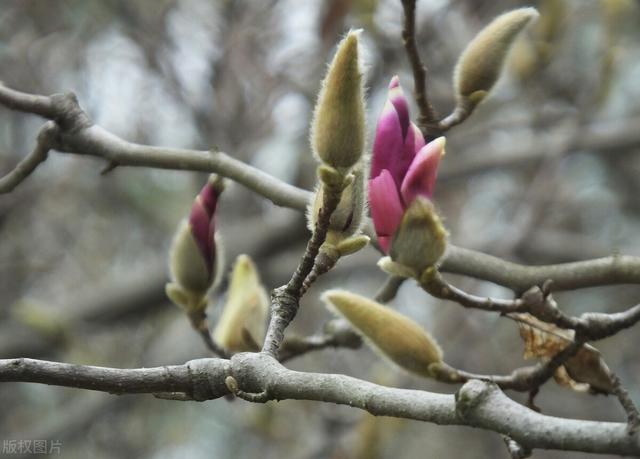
[454,8,539,110]
[323,290,443,377]
[389,197,448,277]
[213,255,269,352]
[311,30,366,171]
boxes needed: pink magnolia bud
[168,176,224,301]
[368,77,446,253]
[189,177,223,276]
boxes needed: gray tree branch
[1,354,638,456]
[3,83,640,294]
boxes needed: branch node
[455,379,496,418]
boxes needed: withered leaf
[512,313,614,394]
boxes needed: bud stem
[262,182,343,357]
[187,309,230,359]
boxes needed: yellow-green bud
[389,197,448,277]
[377,256,418,279]
[213,255,269,352]
[311,30,366,171]
[323,290,443,377]
[169,222,222,302]
[454,7,539,108]
[335,234,370,257]
[166,175,224,311]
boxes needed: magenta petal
[199,182,219,217]
[410,122,425,153]
[394,121,418,181]
[371,100,405,185]
[400,137,445,204]
[189,199,213,270]
[388,85,409,139]
[369,169,405,254]
[377,236,392,254]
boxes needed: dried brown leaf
[512,313,614,394]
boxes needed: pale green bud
[323,290,443,377]
[311,30,366,171]
[454,8,539,109]
[390,197,448,276]
[169,221,221,302]
[213,255,269,352]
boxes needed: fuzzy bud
[311,30,366,171]
[213,255,269,352]
[323,290,443,377]
[167,175,224,310]
[454,8,539,109]
[390,197,448,277]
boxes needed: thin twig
[374,275,405,303]
[421,270,640,342]
[400,0,440,137]
[610,372,640,433]
[261,184,342,356]
[0,122,57,193]
[187,310,230,359]
[278,326,362,363]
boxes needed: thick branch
[0,84,309,210]
[441,245,640,293]
[1,354,639,456]
[3,83,640,293]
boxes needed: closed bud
[390,197,448,276]
[167,175,224,310]
[323,290,443,377]
[377,256,418,279]
[213,255,269,352]
[311,30,366,171]
[335,234,370,257]
[328,166,367,246]
[454,8,539,109]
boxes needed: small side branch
[610,372,640,433]
[0,122,57,193]
[401,0,440,136]
[421,271,640,342]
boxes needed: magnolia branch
[262,183,342,356]
[0,354,638,456]
[0,85,308,210]
[0,121,56,193]
[400,0,440,136]
[2,83,640,294]
[421,271,640,341]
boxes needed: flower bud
[311,30,366,171]
[323,290,443,377]
[454,8,539,109]
[389,197,447,277]
[167,175,224,309]
[213,255,269,352]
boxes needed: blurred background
[1,0,640,458]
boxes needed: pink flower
[189,178,222,277]
[369,76,445,253]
